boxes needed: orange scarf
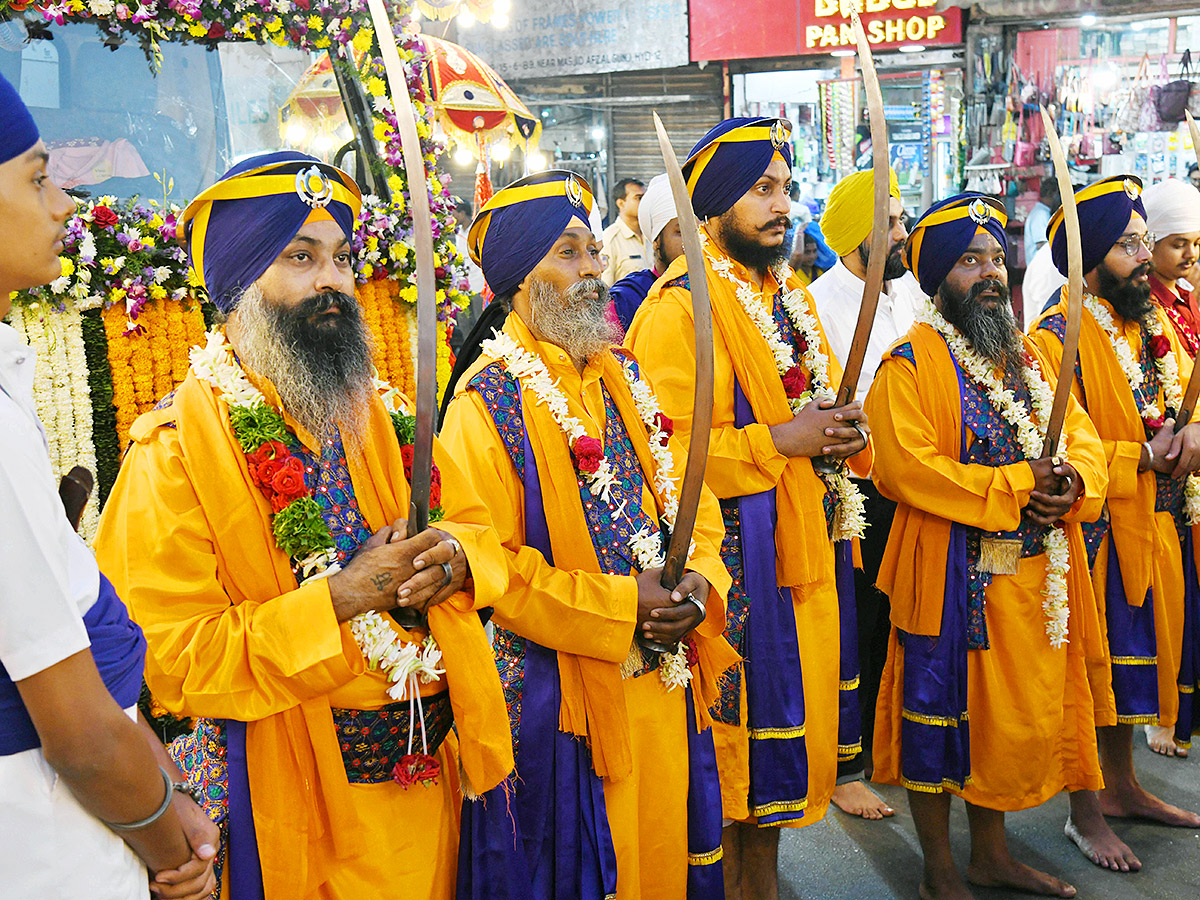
[876,325,1105,659]
[154,370,511,897]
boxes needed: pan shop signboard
[457,0,690,79]
[689,0,962,61]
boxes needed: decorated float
[0,0,473,540]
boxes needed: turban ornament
[178,151,362,313]
[0,71,39,167]
[468,170,595,298]
[1048,175,1146,277]
[682,116,794,221]
[1142,178,1200,239]
[821,167,902,259]
[903,193,1008,298]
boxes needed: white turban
[637,173,679,264]
[1143,178,1200,239]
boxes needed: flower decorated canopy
[417,34,539,152]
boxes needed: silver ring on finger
[444,537,462,558]
[851,422,869,444]
[440,561,453,588]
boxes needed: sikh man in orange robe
[867,193,1108,900]
[95,152,514,899]
[1031,175,1200,874]
[441,170,736,900]
[627,117,871,900]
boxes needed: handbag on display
[1115,55,1150,133]
[1141,56,1170,132]
[1156,49,1194,124]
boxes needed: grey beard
[528,277,619,365]
[232,283,375,441]
[940,279,1027,380]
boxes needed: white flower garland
[702,231,866,541]
[1083,295,1200,523]
[480,332,693,689]
[919,301,1071,647]
[188,331,443,696]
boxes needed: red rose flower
[654,411,674,443]
[91,205,119,228]
[781,365,808,398]
[1144,415,1166,431]
[392,752,441,789]
[255,456,284,490]
[271,457,307,500]
[269,491,292,513]
[684,636,699,668]
[1149,334,1172,359]
[430,463,441,486]
[429,481,442,508]
[400,444,415,479]
[206,23,226,39]
[572,436,604,474]
[796,334,809,353]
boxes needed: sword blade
[1039,106,1083,459]
[653,111,715,593]
[1176,110,1200,432]
[366,0,437,537]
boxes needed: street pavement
[778,737,1200,899]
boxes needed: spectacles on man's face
[1114,232,1155,256]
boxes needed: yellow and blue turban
[1048,175,1146,277]
[682,116,793,220]
[467,169,595,297]
[903,193,1008,297]
[178,151,361,312]
[821,167,902,258]
[0,71,39,166]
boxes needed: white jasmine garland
[189,331,442,691]
[1084,295,1200,523]
[701,229,865,541]
[918,300,1071,647]
[480,333,694,689]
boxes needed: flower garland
[480,332,693,690]
[1083,295,1200,523]
[918,300,1071,647]
[701,230,866,541]
[189,331,449,736]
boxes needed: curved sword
[1038,106,1082,459]
[366,0,437,538]
[834,12,888,406]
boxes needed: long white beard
[528,277,619,365]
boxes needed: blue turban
[903,193,1008,297]
[468,170,595,297]
[178,151,361,312]
[0,70,39,166]
[1049,175,1146,277]
[804,221,838,272]
[682,117,794,220]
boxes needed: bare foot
[966,857,1076,897]
[918,871,976,900]
[1100,783,1200,827]
[1064,815,1141,872]
[1145,724,1188,758]
[832,780,895,820]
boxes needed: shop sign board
[689,0,962,60]
[457,0,689,79]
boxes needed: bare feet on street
[832,780,895,820]
[966,856,1076,897]
[1064,814,1141,872]
[918,871,976,900]
[1144,724,1188,758]
[1100,782,1200,828]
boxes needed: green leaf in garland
[229,402,290,453]
[429,505,444,524]
[390,411,416,446]
[272,496,335,559]
[80,308,120,506]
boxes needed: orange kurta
[627,247,870,828]
[94,365,513,900]
[866,325,1108,808]
[1032,295,1198,728]
[440,312,735,900]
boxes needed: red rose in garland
[271,456,307,502]
[400,443,415,478]
[573,436,604,474]
[392,752,441,788]
[781,365,808,398]
[1145,414,1166,431]
[91,205,119,228]
[654,412,673,446]
[1148,334,1172,360]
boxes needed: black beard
[714,212,789,271]
[857,240,908,280]
[939,277,1026,378]
[272,291,373,386]
[1097,262,1154,323]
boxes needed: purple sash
[834,540,862,762]
[1105,539,1162,723]
[1177,529,1200,745]
[0,573,145,756]
[732,380,809,826]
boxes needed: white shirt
[601,217,647,285]
[1021,242,1067,332]
[809,260,924,401]
[0,321,145,899]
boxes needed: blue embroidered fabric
[891,342,916,364]
[150,389,178,427]
[713,498,749,725]
[1036,313,1087,410]
[287,429,374,566]
[469,357,669,748]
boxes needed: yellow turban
[821,168,901,258]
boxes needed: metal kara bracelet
[105,766,174,831]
